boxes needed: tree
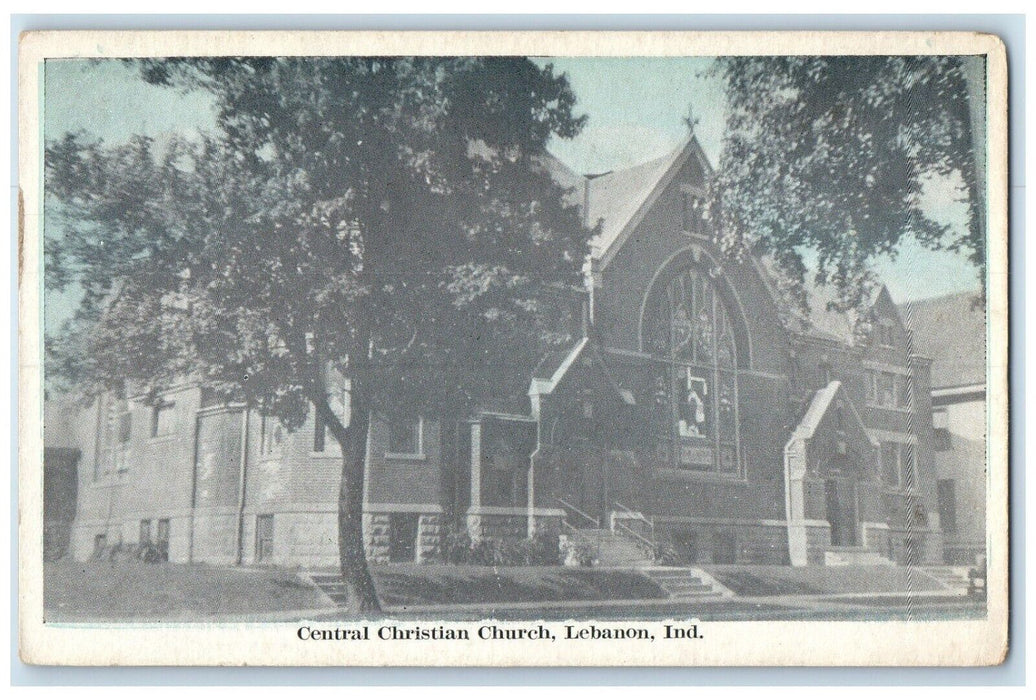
[708,56,983,312]
[45,57,591,613]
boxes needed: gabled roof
[787,380,878,448]
[584,138,695,261]
[544,136,711,267]
[529,337,588,395]
[754,257,884,346]
[901,290,986,390]
[528,336,635,406]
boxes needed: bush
[654,542,682,567]
[560,538,597,567]
[530,531,562,566]
[137,542,163,564]
[444,530,473,565]
[442,530,561,566]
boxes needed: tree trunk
[313,379,381,615]
[337,406,381,614]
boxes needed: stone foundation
[190,510,238,564]
[466,508,566,541]
[416,513,442,563]
[659,520,791,565]
[803,524,833,565]
[363,512,392,564]
[887,528,944,565]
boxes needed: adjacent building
[62,135,959,569]
[902,291,987,565]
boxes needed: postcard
[18,29,1008,666]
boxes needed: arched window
[643,265,741,474]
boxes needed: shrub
[444,530,473,565]
[530,531,562,565]
[560,538,597,567]
[443,530,562,566]
[654,542,682,567]
[137,542,163,564]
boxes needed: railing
[612,501,657,558]
[612,519,656,557]
[555,497,600,529]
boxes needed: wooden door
[825,479,858,547]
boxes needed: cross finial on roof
[683,103,699,135]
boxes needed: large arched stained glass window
[643,265,741,474]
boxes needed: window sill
[653,468,746,484]
[384,452,427,462]
[867,404,914,414]
[883,486,921,497]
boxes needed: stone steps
[566,528,655,567]
[823,547,895,566]
[922,566,971,595]
[639,567,731,601]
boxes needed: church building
[63,135,946,569]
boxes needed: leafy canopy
[709,55,982,311]
[46,57,592,424]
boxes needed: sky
[43,56,982,327]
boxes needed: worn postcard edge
[17,29,1010,667]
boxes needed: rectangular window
[933,408,951,451]
[937,480,958,534]
[387,417,422,456]
[881,441,917,490]
[256,514,274,563]
[139,519,152,545]
[156,518,171,562]
[150,401,176,438]
[902,444,917,488]
[896,375,912,409]
[97,394,132,477]
[312,379,350,453]
[869,370,911,409]
[682,193,705,233]
[117,408,132,444]
[260,415,284,455]
[879,373,896,407]
[881,442,900,486]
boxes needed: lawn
[371,565,666,607]
[703,565,948,597]
[43,559,667,621]
[44,559,329,622]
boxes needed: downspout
[188,412,200,563]
[235,407,250,565]
[527,418,540,538]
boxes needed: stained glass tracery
[644,265,741,474]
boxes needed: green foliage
[45,57,592,428]
[560,537,597,567]
[709,56,983,312]
[444,530,561,566]
[653,542,682,567]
